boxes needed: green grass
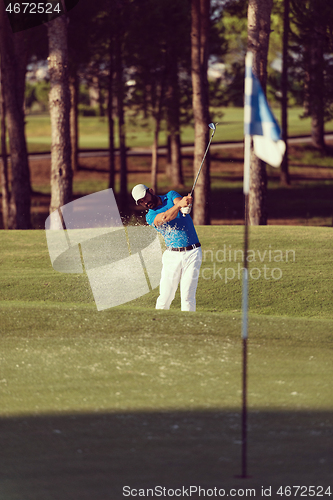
[0,227,332,495]
[22,107,333,153]
[0,227,332,413]
[210,182,333,227]
[1,227,332,318]
[1,304,332,414]
[289,143,333,167]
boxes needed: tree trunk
[291,0,332,152]
[165,135,172,178]
[0,6,31,229]
[0,58,9,229]
[48,15,73,213]
[98,77,105,117]
[115,28,127,209]
[309,26,326,150]
[166,50,183,188]
[151,122,159,195]
[280,0,290,186]
[247,0,273,225]
[70,70,79,172]
[191,0,211,225]
[303,44,311,117]
[108,37,115,190]
[169,133,183,188]
[151,79,164,194]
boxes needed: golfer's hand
[181,205,192,215]
[179,194,193,208]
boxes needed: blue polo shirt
[145,191,200,248]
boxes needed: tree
[114,5,128,211]
[290,0,333,150]
[0,58,9,228]
[151,77,165,194]
[65,0,130,200]
[0,3,31,229]
[126,0,169,193]
[48,14,72,214]
[191,0,211,225]
[107,36,116,191]
[67,0,107,174]
[70,71,79,172]
[247,0,273,225]
[124,0,193,191]
[280,0,290,186]
[163,0,192,188]
[165,51,184,188]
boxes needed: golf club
[182,122,218,216]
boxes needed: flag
[244,52,286,168]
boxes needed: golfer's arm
[154,197,182,227]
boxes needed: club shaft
[190,130,215,196]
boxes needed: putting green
[0,226,332,415]
[0,227,332,497]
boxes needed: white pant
[156,247,202,312]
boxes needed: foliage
[25,81,37,111]
[34,81,51,112]
[21,0,333,139]
[78,84,91,106]
[25,81,53,113]
[78,104,98,117]
[123,0,193,126]
[211,1,248,107]
[290,0,333,122]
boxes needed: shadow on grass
[4,167,331,229]
[211,184,333,224]
[1,409,331,499]
[29,184,332,229]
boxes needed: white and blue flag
[244,51,285,168]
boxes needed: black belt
[168,243,201,252]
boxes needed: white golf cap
[132,184,148,204]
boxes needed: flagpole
[240,51,253,479]
[241,134,250,479]
[239,50,285,479]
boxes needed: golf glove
[181,205,192,215]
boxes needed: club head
[208,123,216,130]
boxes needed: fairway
[0,227,332,499]
[23,108,333,152]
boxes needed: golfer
[132,184,202,312]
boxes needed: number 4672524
[276,486,332,497]
[6,3,61,14]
